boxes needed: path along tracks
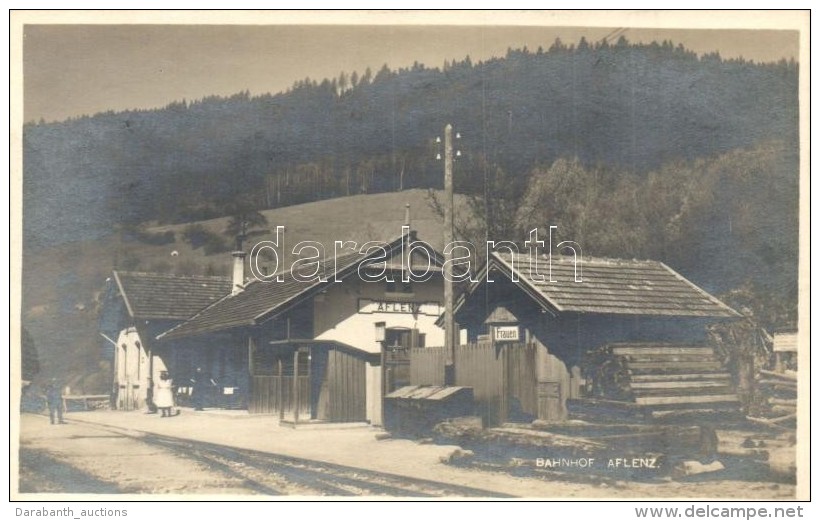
[36,419,512,498]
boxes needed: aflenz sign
[494,326,520,342]
[358,299,441,316]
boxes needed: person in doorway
[190,367,214,411]
[145,377,157,414]
[154,371,175,417]
[44,380,66,425]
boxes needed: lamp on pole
[375,321,386,426]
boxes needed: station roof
[456,252,739,319]
[112,271,231,321]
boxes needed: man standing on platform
[45,380,66,424]
[191,367,214,411]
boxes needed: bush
[147,230,176,245]
[182,224,210,249]
[123,225,176,246]
[183,224,229,255]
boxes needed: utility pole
[443,123,455,385]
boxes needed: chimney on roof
[232,223,248,296]
[232,250,246,296]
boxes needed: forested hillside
[23,39,797,247]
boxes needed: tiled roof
[486,252,739,318]
[160,234,442,339]
[112,271,232,321]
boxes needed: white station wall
[313,274,445,353]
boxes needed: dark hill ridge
[23,41,798,248]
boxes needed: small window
[386,279,413,294]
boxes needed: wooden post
[248,336,255,374]
[147,343,155,412]
[738,351,755,411]
[247,336,254,413]
[278,357,284,421]
[774,352,784,373]
[293,348,300,424]
[493,323,508,424]
[306,347,312,420]
[378,337,386,428]
[443,123,455,385]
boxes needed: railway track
[66,420,512,497]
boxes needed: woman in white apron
[155,371,176,417]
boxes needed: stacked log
[583,343,741,414]
[750,369,796,429]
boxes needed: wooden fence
[249,375,310,417]
[409,346,446,385]
[454,342,506,425]
[408,342,538,426]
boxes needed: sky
[22,19,800,123]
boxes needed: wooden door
[326,349,366,421]
[504,343,538,422]
[384,328,413,393]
